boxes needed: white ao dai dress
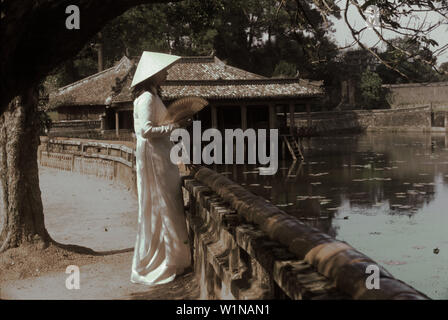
[131,91,191,285]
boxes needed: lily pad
[309,172,329,177]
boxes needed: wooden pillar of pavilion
[211,105,218,129]
[306,103,311,128]
[240,105,248,158]
[100,113,106,131]
[115,110,119,138]
[269,104,277,129]
[268,104,278,158]
[241,105,247,131]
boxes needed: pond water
[213,132,448,299]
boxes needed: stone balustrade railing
[39,138,137,193]
[51,120,102,129]
[38,137,429,300]
[184,167,429,300]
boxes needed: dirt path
[0,166,199,300]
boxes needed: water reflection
[213,133,444,222]
[211,132,448,299]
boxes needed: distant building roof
[166,56,265,81]
[49,56,133,108]
[49,55,323,109]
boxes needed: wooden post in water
[281,139,286,160]
[289,103,295,134]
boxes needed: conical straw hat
[130,51,181,88]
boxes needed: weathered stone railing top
[189,166,429,300]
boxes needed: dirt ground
[0,166,199,300]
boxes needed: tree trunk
[0,86,50,252]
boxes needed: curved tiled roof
[112,78,323,103]
[49,55,323,109]
[162,79,322,100]
[166,56,266,81]
[49,56,134,108]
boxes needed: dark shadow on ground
[52,240,133,256]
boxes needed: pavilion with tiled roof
[49,55,324,139]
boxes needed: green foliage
[210,0,339,78]
[440,62,448,73]
[439,62,448,81]
[46,45,98,88]
[42,0,343,111]
[272,60,297,77]
[100,0,225,59]
[50,0,340,83]
[360,69,387,109]
[376,37,441,84]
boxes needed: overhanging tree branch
[346,0,448,76]
[343,0,410,79]
[0,0,181,114]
